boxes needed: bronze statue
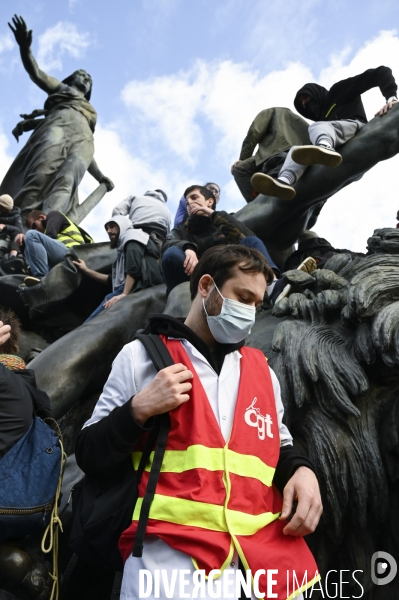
[0,16,114,223]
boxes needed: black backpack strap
[132,334,174,557]
[135,333,175,371]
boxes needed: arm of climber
[328,66,397,105]
[239,109,273,161]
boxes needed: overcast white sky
[0,1,398,251]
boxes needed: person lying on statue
[22,209,94,287]
[74,215,163,322]
[161,185,280,294]
[251,66,398,200]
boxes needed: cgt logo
[371,552,397,586]
[244,398,273,440]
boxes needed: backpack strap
[132,334,174,557]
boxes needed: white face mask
[203,280,256,344]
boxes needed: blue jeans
[161,237,280,294]
[161,247,189,294]
[240,236,280,276]
[85,284,125,322]
[24,230,69,278]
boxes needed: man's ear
[40,214,46,220]
[198,274,214,298]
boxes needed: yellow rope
[41,433,67,600]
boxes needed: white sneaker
[251,173,296,200]
[292,145,342,167]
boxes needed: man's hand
[183,249,198,275]
[188,201,214,217]
[231,160,241,174]
[103,293,126,309]
[280,466,323,537]
[131,363,193,425]
[14,233,24,245]
[0,224,5,231]
[73,258,89,273]
[375,99,398,116]
[0,322,11,346]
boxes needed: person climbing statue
[252,66,398,200]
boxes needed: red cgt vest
[119,337,319,599]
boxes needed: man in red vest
[76,244,322,599]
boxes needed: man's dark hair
[184,185,216,210]
[155,189,167,202]
[26,209,45,226]
[0,307,21,355]
[189,244,274,300]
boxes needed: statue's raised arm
[8,15,62,95]
[1,15,114,224]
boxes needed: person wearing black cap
[252,66,398,200]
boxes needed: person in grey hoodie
[74,215,163,321]
[111,189,172,242]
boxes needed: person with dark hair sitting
[76,244,322,600]
[161,184,279,293]
[174,182,221,227]
[74,215,163,321]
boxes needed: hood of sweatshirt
[294,83,328,121]
[104,214,133,239]
[144,190,167,204]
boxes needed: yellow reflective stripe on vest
[132,494,280,536]
[56,214,85,247]
[132,444,275,487]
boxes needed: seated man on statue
[112,189,172,244]
[174,182,221,226]
[231,108,310,202]
[74,215,163,322]
[161,185,280,294]
[252,66,398,200]
[22,209,93,286]
[76,245,322,600]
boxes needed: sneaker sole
[292,145,342,167]
[24,277,41,287]
[251,173,296,200]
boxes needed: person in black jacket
[161,184,279,292]
[252,66,398,200]
[0,194,25,272]
[0,308,51,459]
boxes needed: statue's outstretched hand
[280,466,323,537]
[8,15,32,51]
[375,98,398,117]
[100,176,115,192]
